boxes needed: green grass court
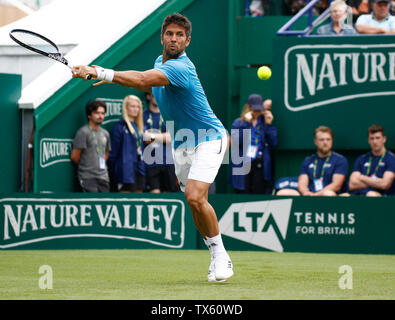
[1,250,394,300]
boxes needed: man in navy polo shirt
[349,124,395,196]
[277,126,348,196]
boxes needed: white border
[284,44,395,112]
[0,197,185,249]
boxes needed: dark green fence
[2,193,395,254]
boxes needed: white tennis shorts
[172,136,227,192]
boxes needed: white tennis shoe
[212,254,233,281]
[207,258,226,282]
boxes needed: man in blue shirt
[277,126,348,196]
[72,13,233,282]
[349,124,395,196]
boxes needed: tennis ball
[257,66,271,80]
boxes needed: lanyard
[128,121,143,151]
[313,154,331,180]
[366,151,386,176]
[251,122,262,146]
[148,112,163,131]
[89,125,106,157]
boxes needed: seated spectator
[70,100,111,193]
[277,126,348,196]
[284,0,307,15]
[284,0,328,15]
[317,0,357,35]
[108,95,145,193]
[349,0,372,23]
[230,94,278,194]
[348,125,395,197]
[355,0,395,34]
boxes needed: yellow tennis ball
[257,66,271,80]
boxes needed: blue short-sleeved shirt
[352,150,395,195]
[300,151,349,193]
[152,52,226,149]
[316,22,357,35]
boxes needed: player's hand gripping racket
[9,29,91,80]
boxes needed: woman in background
[108,95,145,193]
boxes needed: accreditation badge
[313,178,323,192]
[246,145,258,159]
[99,156,106,170]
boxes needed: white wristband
[95,67,114,82]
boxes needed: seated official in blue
[300,151,349,194]
[276,126,348,196]
[349,124,395,196]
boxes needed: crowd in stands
[248,0,395,36]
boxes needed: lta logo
[219,199,292,252]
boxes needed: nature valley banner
[272,35,395,150]
[0,194,196,249]
[2,194,395,254]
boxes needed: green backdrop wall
[0,73,21,193]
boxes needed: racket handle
[68,63,92,80]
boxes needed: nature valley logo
[40,138,72,168]
[219,199,292,252]
[0,198,185,249]
[285,44,395,112]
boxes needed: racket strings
[11,31,59,54]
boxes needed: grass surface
[0,249,394,300]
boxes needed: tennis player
[72,13,233,282]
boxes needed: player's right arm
[298,174,313,196]
[72,66,170,92]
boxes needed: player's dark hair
[368,124,385,137]
[85,100,107,119]
[161,13,192,38]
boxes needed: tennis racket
[9,29,91,80]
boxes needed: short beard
[165,49,182,60]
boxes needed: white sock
[206,234,227,257]
[203,238,213,258]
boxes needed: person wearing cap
[355,0,395,34]
[229,94,278,194]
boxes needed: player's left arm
[72,65,170,92]
[359,171,395,190]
